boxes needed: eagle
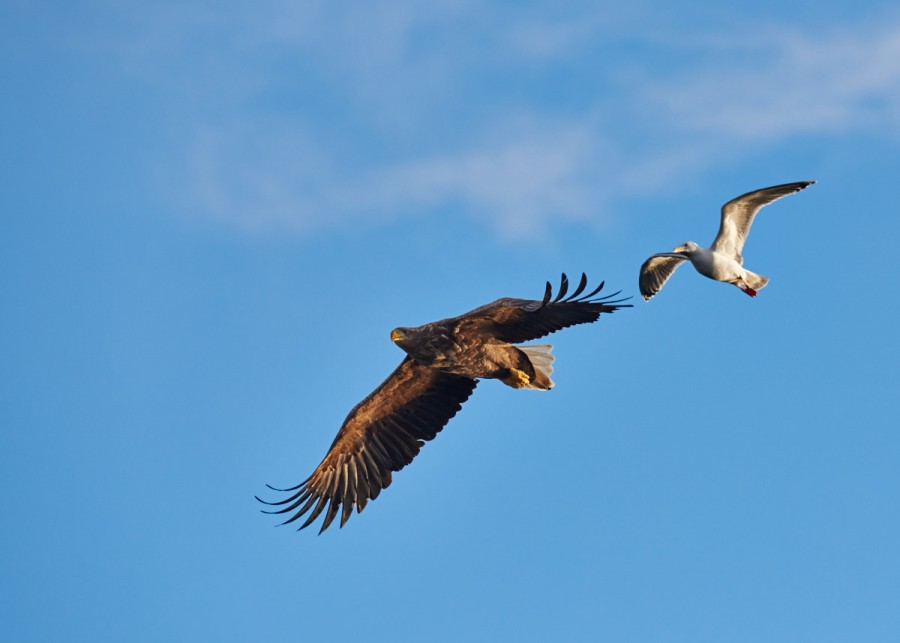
[639,181,814,300]
[258,273,630,533]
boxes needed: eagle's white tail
[519,344,555,390]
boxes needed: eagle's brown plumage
[258,273,630,533]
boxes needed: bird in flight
[258,273,630,533]
[639,181,815,300]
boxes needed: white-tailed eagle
[258,273,630,533]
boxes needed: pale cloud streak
[181,115,606,241]
[644,24,900,142]
[110,4,900,240]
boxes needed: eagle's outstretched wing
[459,273,631,343]
[258,357,476,533]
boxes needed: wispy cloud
[94,3,900,240]
[180,114,606,241]
[642,24,900,142]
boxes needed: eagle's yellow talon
[501,368,531,389]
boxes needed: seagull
[639,181,814,301]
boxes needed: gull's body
[639,181,814,300]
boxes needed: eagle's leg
[500,368,532,389]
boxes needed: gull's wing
[638,253,688,301]
[711,181,814,263]
[258,357,477,534]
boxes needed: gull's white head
[672,241,700,254]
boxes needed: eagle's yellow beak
[390,329,404,343]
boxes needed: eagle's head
[390,327,412,347]
[390,326,437,363]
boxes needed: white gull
[639,181,815,301]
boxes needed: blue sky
[2,1,899,641]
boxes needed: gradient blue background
[2,2,899,641]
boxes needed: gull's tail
[738,270,768,297]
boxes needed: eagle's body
[392,316,553,389]
[259,273,629,533]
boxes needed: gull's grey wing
[711,181,814,263]
[639,253,688,301]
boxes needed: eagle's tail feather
[518,344,555,390]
